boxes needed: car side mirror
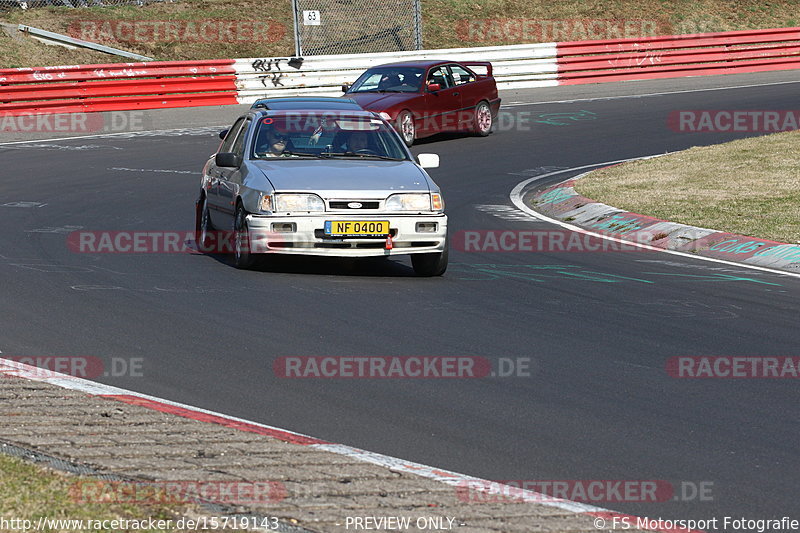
[341,82,351,93]
[417,153,439,169]
[427,83,441,92]
[216,152,242,168]
[218,129,229,140]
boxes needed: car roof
[367,60,450,69]
[251,108,378,119]
[251,97,363,110]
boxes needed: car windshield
[348,67,424,93]
[251,113,409,161]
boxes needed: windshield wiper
[255,150,322,158]
[321,151,404,161]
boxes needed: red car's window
[349,67,424,93]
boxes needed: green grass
[0,453,237,533]
[575,131,800,243]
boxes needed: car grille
[328,201,380,210]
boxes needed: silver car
[195,108,448,276]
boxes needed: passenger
[344,131,369,152]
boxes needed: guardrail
[0,60,237,116]
[2,27,799,115]
[234,43,559,102]
[557,27,800,84]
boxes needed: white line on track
[508,160,800,281]
[0,356,610,518]
[501,79,800,107]
[0,126,226,146]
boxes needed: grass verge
[574,131,800,243]
[1,0,799,67]
[0,453,242,532]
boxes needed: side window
[231,119,252,157]
[427,67,452,90]
[219,118,245,153]
[449,65,475,85]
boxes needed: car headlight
[378,112,392,121]
[385,193,443,212]
[274,194,325,212]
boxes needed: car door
[423,66,462,133]
[215,117,252,228]
[207,117,246,228]
[447,64,482,129]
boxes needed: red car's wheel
[473,100,493,137]
[396,110,415,147]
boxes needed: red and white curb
[510,159,800,281]
[0,357,692,532]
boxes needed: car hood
[251,159,431,196]
[347,92,415,111]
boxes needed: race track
[2,71,799,523]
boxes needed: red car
[343,60,501,146]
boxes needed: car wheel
[411,237,448,277]
[233,204,255,270]
[397,110,415,147]
[195,193,214,253]
[473,100,492,137]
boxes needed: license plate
[324,220,389,237]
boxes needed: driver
[259,128,287,156]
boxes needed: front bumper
[246,214,448,257]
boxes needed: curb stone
[530,173,800,273]
[0,359,661,533]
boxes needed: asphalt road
[2,71,799,525]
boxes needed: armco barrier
[557,27,800,84]
[0,60,238,116]
[2,27,799,114]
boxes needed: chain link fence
[291,0,422,56]
[0,0,170,10]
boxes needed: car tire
[411,237,448,277]
[472,100,492,137]
[233,203,255,270]
[195,193,214,253]
[397,110,415,147]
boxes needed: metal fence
[0,0,170,10]
[290,0,422,56]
